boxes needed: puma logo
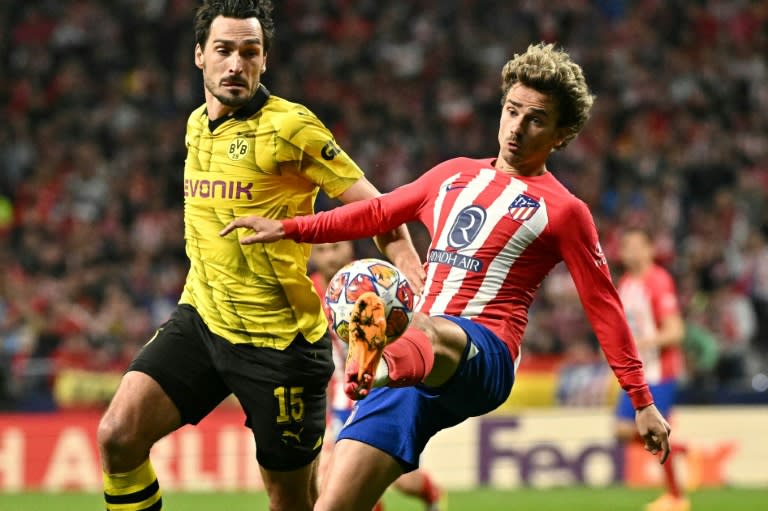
[281,428,304,444]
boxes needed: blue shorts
[337,316,516,471]
[329,408,352,439]
[616,379,678,420]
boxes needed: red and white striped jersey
[618,265,683,384]
[286,157,651,408]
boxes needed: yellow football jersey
[180,85,363,349]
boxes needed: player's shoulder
[541,171,581,201]
[263,95,321,122]
[541,173,590,217]
[428,156,491,175]
[186,103,208,125]
[447,156,491,167]
[262,95,331,140]
[535,174,597,242]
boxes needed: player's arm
[220,180,423,243]
[558,203,671,463]
[335,177,425,293]
[217,190,403,242]
[279,107,424,290]
[558,207,650,408]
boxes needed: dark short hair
[194,0,275,51]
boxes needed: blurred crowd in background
[0,0,767,411]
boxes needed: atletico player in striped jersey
[616,228,688,511]
[221,43,672,510]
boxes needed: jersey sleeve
[558,201,654,410]
[276,106,363,198]
[283,174,430,243]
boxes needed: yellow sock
[103,458,162,511]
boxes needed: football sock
[419,471,441,504]
[662,448,682,498]
[381,327,434,387]
[103,458,162,511]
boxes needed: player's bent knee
[411,315,463,353]
[97,412,139,455]
[410,313,434,337]
[426,316,468,360]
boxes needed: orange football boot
[344,292,388,400]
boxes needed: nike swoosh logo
[445,185,466,192]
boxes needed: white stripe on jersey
[428,169,498,315]
[430,172,462,235]
[463,193,548,317]
[417,172,463,312]
[422,170,549,318]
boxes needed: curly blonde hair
[501,43,595,149]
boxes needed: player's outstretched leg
[345,291,388,399]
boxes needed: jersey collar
[206,84,271,132]
[233,83,271,120]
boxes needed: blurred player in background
[310,241,444,511]
[220,42,672,510]
[96,2,422,511]
[616,228,688,511]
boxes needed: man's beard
[213,89,252,107]
[205,77,253,107]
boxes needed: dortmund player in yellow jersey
[96,2,423,510]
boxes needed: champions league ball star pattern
[324,258,415,344]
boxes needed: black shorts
[129,304,333,471]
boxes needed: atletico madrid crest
[508,194,540,222]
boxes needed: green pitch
[2,487,766,511]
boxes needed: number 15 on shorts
[273,386,304,424]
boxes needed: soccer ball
[324,258,415,343]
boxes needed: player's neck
[493,158,547,177]
[204,89,239,121]
[206,101,237,121]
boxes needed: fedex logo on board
[478,417,736,487]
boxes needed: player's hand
[635,404,672,464]
[219,216,285,244]
[375,236,426,295]
[396,257,427,296]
